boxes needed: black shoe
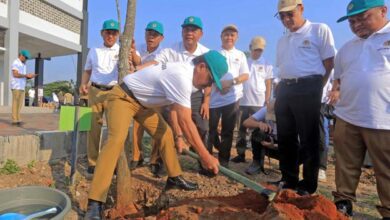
[150,163,161,177]
[245,161,264,175]
[296,188,310,196]
[87,166,95,175]
[335,200,353,217]
[383,218,390,220]
[267,180,296,190]
[198,167,217,178]
[165,175,198,191]
[231,155,246,163]
[130,159,144,170]
[84,199,103,220]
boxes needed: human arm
[170,103,219,174]
[264,78,272,107]
[242,116,272,133]
[79,69,91,95]
[322,57,334,87]
[328,78,340,105]
[12,70,36,79]
[220,73,249,94]
[200,86,211,119]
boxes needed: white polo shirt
[276,20,336,79]
[154,41,209,93]
[154,41,209,63]
[240,56,274,107]
[123,62,193,108]
[84,43,120,86]
[136,43,162,64]
[210,47,250,108]
[334,22,390,130]
[10,58,27,90]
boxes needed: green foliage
[0,159,21,175]
[27,160,36,169]
[43,80,74,97]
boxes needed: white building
[0,0,88,106]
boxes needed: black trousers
[191,90,209,146]
[209,101,239,165]
[275,76,323,193]
[236,106,261,156]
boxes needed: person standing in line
[10,50,37,125]
[274,0,336,195]
[329,0,390,218]
[79,19,122,174]
[130,21,165,173]
[208,25,250,168]
[232,36,273,167]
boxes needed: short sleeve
[251,107,267,121]
[84,49,94,71]
[154,48,172,64]
[239,53,250,75]
[265,63,274,80]
[318,24,337,60]
[333,51,342,80]
[11,60,19,71]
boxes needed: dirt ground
[0,137,381,219]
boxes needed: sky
[30,0,365,83]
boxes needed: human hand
[200,102,209,120]
[258,122,272,133]
[175,137,188,154]
[79,84,89,95]
[200,154,219,174]
[327,90,340,105]
[219,80,233,95]
[26,73,37,79]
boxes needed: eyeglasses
[275,6,299,20]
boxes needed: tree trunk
[115,0,137,210]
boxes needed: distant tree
[43,80,73,96]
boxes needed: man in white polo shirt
[130,21,165,172]
[274,0,336,195]
[79,19,120,174]
[233,36,273,166]
[328,0,390,218]
[208,25,249,168]
[10,50,37,125]
[85,50,227,219]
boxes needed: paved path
[0,113,59,136]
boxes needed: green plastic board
[59,106,92,131]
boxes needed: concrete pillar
[2,0,19,106]
[34,53,44,106]
[75,0,88,104]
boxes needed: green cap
[203,50,228,91]
[102,19,120,31]
[337,0,384,22]
[146,21,164,35]
[181,16,203,29]
[20,50,31,59]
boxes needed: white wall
[0,2,7,19]
[58,0,83,12]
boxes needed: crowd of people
[11,0,381,219]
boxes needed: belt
[91,82,114,91]
[280,75,322,85]
[119,83,145,107]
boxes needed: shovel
[0,207,57,220]
[182,149,279,201]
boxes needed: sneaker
[318,169,327,181]
[231,155,246,163]
[335,200,353,217]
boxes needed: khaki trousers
[132,121,160,164]
[11,89,25,123]
[87,86,110,167]
[89,85,182,202]
[333,117,390,217]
